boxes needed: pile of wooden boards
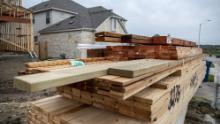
[27,57,205,124]
[56,56,205,121]
[93,32,201,61]
[19,57,107,75]
[20,60,72,74]
[95,32,196,47]
[105,45,202,60]
[14,32,205,124]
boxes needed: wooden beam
[95,32,124,38]
[14,59,150,92]
[0,15,31,23]
[0,37,28,51]
[108,59,179,78]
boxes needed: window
[111,18,117,32]
[46,11,50,24]
[34,36,38,42]
[32,16,35,24]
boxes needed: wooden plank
[0,15,31,23]
[152,36,196,47]
[108,59,179,78]
[105,55,202,87]
[110,65,181,99]
[95,37,123,43]
[0,37,28,51]
[14,59,157,92]
[95,32,123,38]
[121,34,152,44]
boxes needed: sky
[24,0,220,45]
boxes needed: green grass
[208,74,214,82]
[210,63,215,68]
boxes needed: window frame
[111,18,117,32]
[46,11,51,24]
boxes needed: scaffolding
[0,0,34,53]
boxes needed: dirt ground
[0,53,219,124]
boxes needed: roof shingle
[30,0,126,33]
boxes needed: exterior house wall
[33,10,74,36]
[39,30,94,58]
[33,11,52,36]
[96,17,126,34]
[51,10,74,25]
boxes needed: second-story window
[46,11,50,24]
[33,16,35,24]
[111,18,117,32]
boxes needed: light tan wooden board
[14,59,155,92]
[97,55,203,87]
[108,59,178,78]
[110,66,181,100]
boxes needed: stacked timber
[105,45,202,60]
[56,56,205,121]
[95,32,124,43]
[95,32,196,47]
[14,32,205,124]
[27,58,205,124]
[19,57,107,75]
[94,32,200,61]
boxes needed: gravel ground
[0,53,56,124]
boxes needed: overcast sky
[24,0,220,45]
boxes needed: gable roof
[88,6,127,29]
[30,0,127,33]
[30,0,86,14]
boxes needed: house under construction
[0,0,34,56]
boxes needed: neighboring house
[30,0,127,58]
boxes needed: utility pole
[198,20,212,48]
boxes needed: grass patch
[210,63,215,68]
[208,74,214,82]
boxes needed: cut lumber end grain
[14,76,32,92]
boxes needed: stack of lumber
[105,45,202,60]
[23,60,72,74]
[95,32,196,47]
[14,32,205,124]
[95,32,124,43]
[27,60,205,124]
[15,59,183,92]
[56,56,205,121]
[94,32,201,61]
[19,57,107,75]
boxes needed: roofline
[111,16,127,21]
[118,19,128,34]
[40,28,95,34]
[32,7,78,15]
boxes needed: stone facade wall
[39,30,94,58]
